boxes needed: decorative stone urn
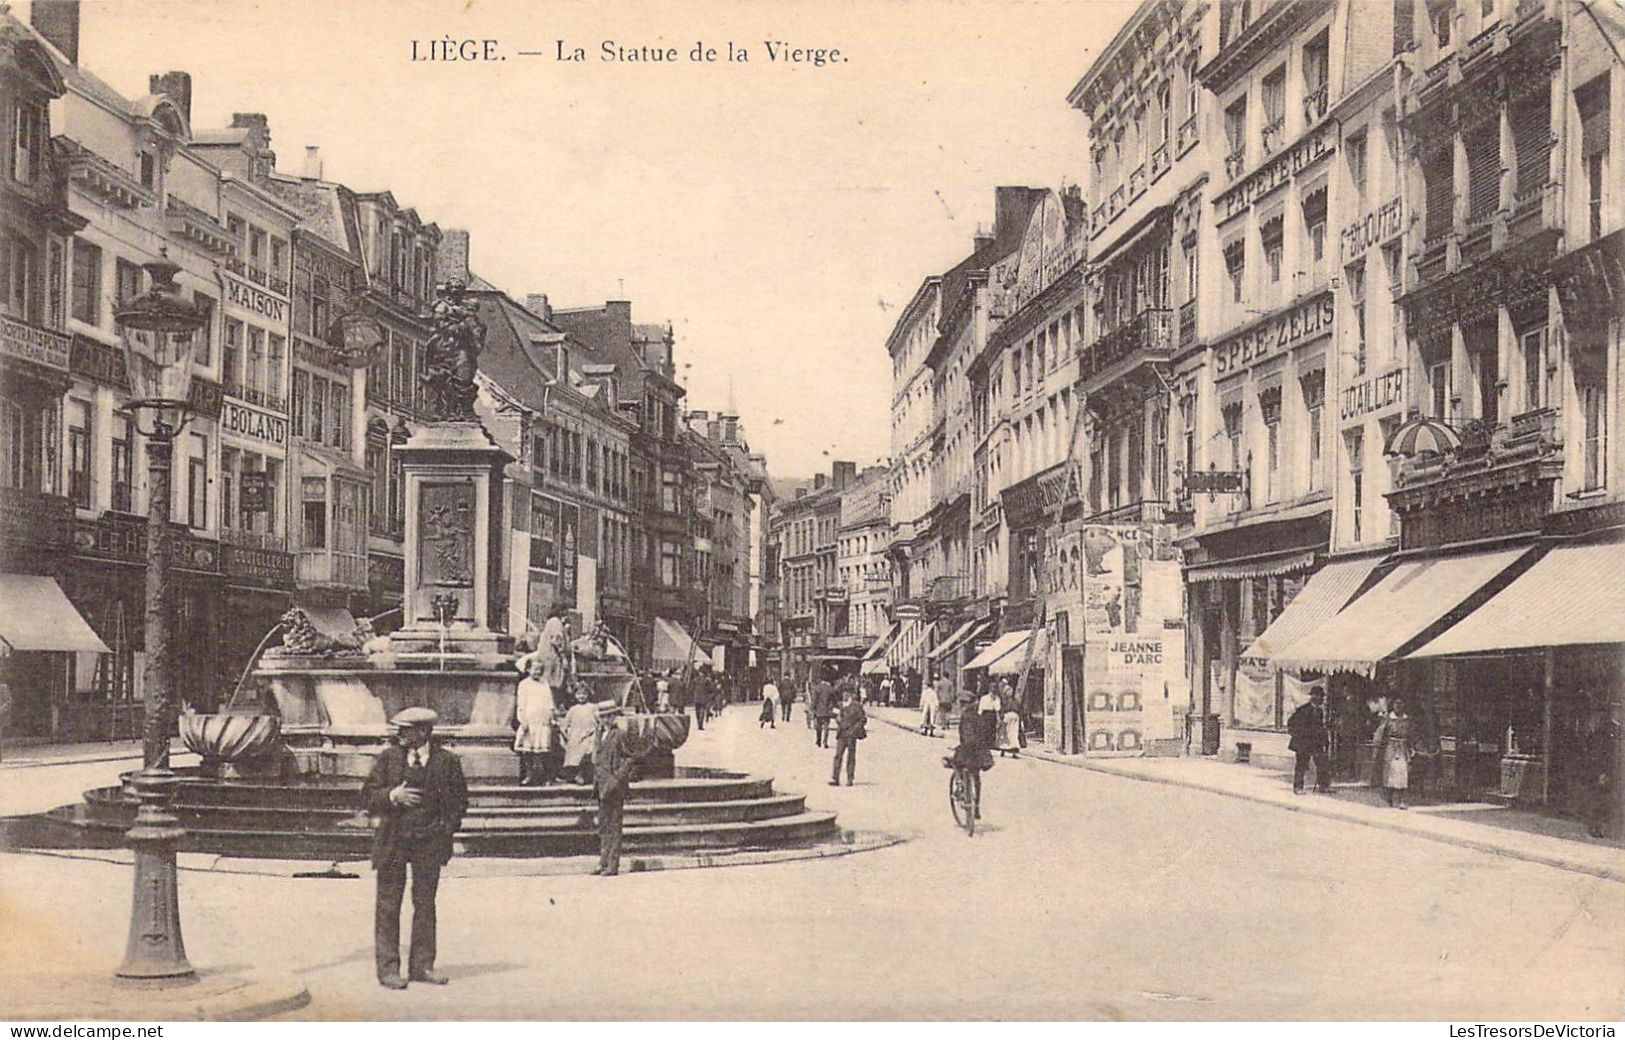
[179,713,283,778]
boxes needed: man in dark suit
[1287,687,1332,794]
[363,707,469,989]
[829,687,867,786]
[811,675,836,748]
[593,716,640,876]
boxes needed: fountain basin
[179,713,282,778]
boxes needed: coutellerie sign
[1213,292,1334,377]
[1,315,71,372]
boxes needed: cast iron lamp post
[112,253,205,982]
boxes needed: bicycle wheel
[949,769,970,833]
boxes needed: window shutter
[1466,125,1500,220]
[1424,151,1453,238]
[1580,88,1610,157]
[1512,89,1551,191]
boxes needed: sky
[46,0,1138,479]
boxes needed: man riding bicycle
[948,687,997,819]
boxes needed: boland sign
[1340,366,1405,422]
[1340,197,1404,263]
[221,397,289,447]
[1213,292,1334,377]
[223,273,288,322]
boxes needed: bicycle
[946,749,981,836]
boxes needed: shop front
[0,572,111,743]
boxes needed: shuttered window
[1579,77,1610,157]
[1512,88,1551,195]
[1424,150,1454,238]
[1466,125,1500,222]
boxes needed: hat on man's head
[390,707,439,728]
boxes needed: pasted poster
[559,503,579,598]
[530,493,559,573]
[1078,523,1181,755]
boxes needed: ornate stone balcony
[1080,308,1173,387]
[1150,142,1171,180]
[1129,163,1147,199]
[1303,85,1329,124]
[1261,116,1286,155]
[1224,147,1246,181]
[1176,115,1199,155]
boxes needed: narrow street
[2,704,1620,1020]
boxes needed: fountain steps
[44,768,839,859]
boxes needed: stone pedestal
[392,421,514,656]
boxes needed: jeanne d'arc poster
[1045,521,1184,755]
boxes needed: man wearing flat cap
[363,707,469,989]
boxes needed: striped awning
[0,575,110,654]
[1185,548,1319,584]
[1272,546,1537,677]
[927,617,991,661]
[885,619,935,671]
[987,630,1049,675]
[860,622,900,663]
[963,630,1028,671]
[1408,541,1625,656]
[651,617,704,670]
[1243,555,1383,665]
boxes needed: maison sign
[224,273,288,322]
[1213,292,1334,377]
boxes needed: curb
[3,830,909,879]
[868,710,1624,883]
[4,971,310,1022]
[0,746,193,772]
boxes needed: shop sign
[70,517,221,572]
[530,494,559,572]
[1340,366,1405,421]
[1185,470,1246,494]
[240,471,270,512]
[894,603,922,621]
[1213,292,1334,377]
[70,335,128,387]
[187,378,224,419]
[224,273,288,322]
[1340,197,1404,263]
[221,396,290,447]
[1218,128,1335,221]
[1,315,71,371]
[825,586,849,603]
[222,543,293,585]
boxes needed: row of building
[850,0,1622,815]
[0,2,777,745]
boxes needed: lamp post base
[116,768,196,982]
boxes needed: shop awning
[1242,554,1383,665]
[651,617,703,670]
[1185,548,1319,584]
[860,658,889,675]
[860,622,900,663]
[885,619,935,671]
[963,630,1028,671]
[1271,546,1536,677]
[0,574,111,654]
[1408,541,1625,657]
[987,630,1049,675]
[928,617,991,661]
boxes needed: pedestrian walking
[880,675,894,707]
[919,679,940,737]
[829,687,867,787]
[811,675,836,748]
[781,679,795,723]
[999,698,1023,758]
[363,707,468,990]
[1371,697,1415,809]
[655,673,673,713]
[513,655,557,785]
[593,716,640,876]
[1584,704,1621,839]
[560,683,599,786]
[1287,687,1332,794]
[759,679,779,729]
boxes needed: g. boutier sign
[221,396,289,447]
[1186,470,1246,495]
[1213,292,1334,377]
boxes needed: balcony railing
[297,547,369,589]
[1261,116,1286,155]
[1149,142,1170,180]
[1090,499,1167,524]
[1092,203,1108,230]
[927,574,969,602]
[224,383,288,413]
[1176,115,1198,155]
[1081,308,1174,384]
[1129,163,1147,199]
[1303,84,1329,124]
[1108,186,1126,219]
[219,528,288,551]
[1224,147,1246,180]
[1395,409,1563,488]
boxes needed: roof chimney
[832,461,856,491]
[148,72,192,125]
[972,223,994,254]
[436,229,470,284]
[814,474,827,490]
[525,294,551,320]
[302,145,324,180]
[31,0,80,65]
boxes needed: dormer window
[139,150,157,190]
[11,101,45,185]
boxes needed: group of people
[916,674,1024,755]
[753,672,869,785]
[649,666,725,729]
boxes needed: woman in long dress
[514,655,557,785]
[1371,697,1415,808]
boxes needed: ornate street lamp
[112,252,204,983]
